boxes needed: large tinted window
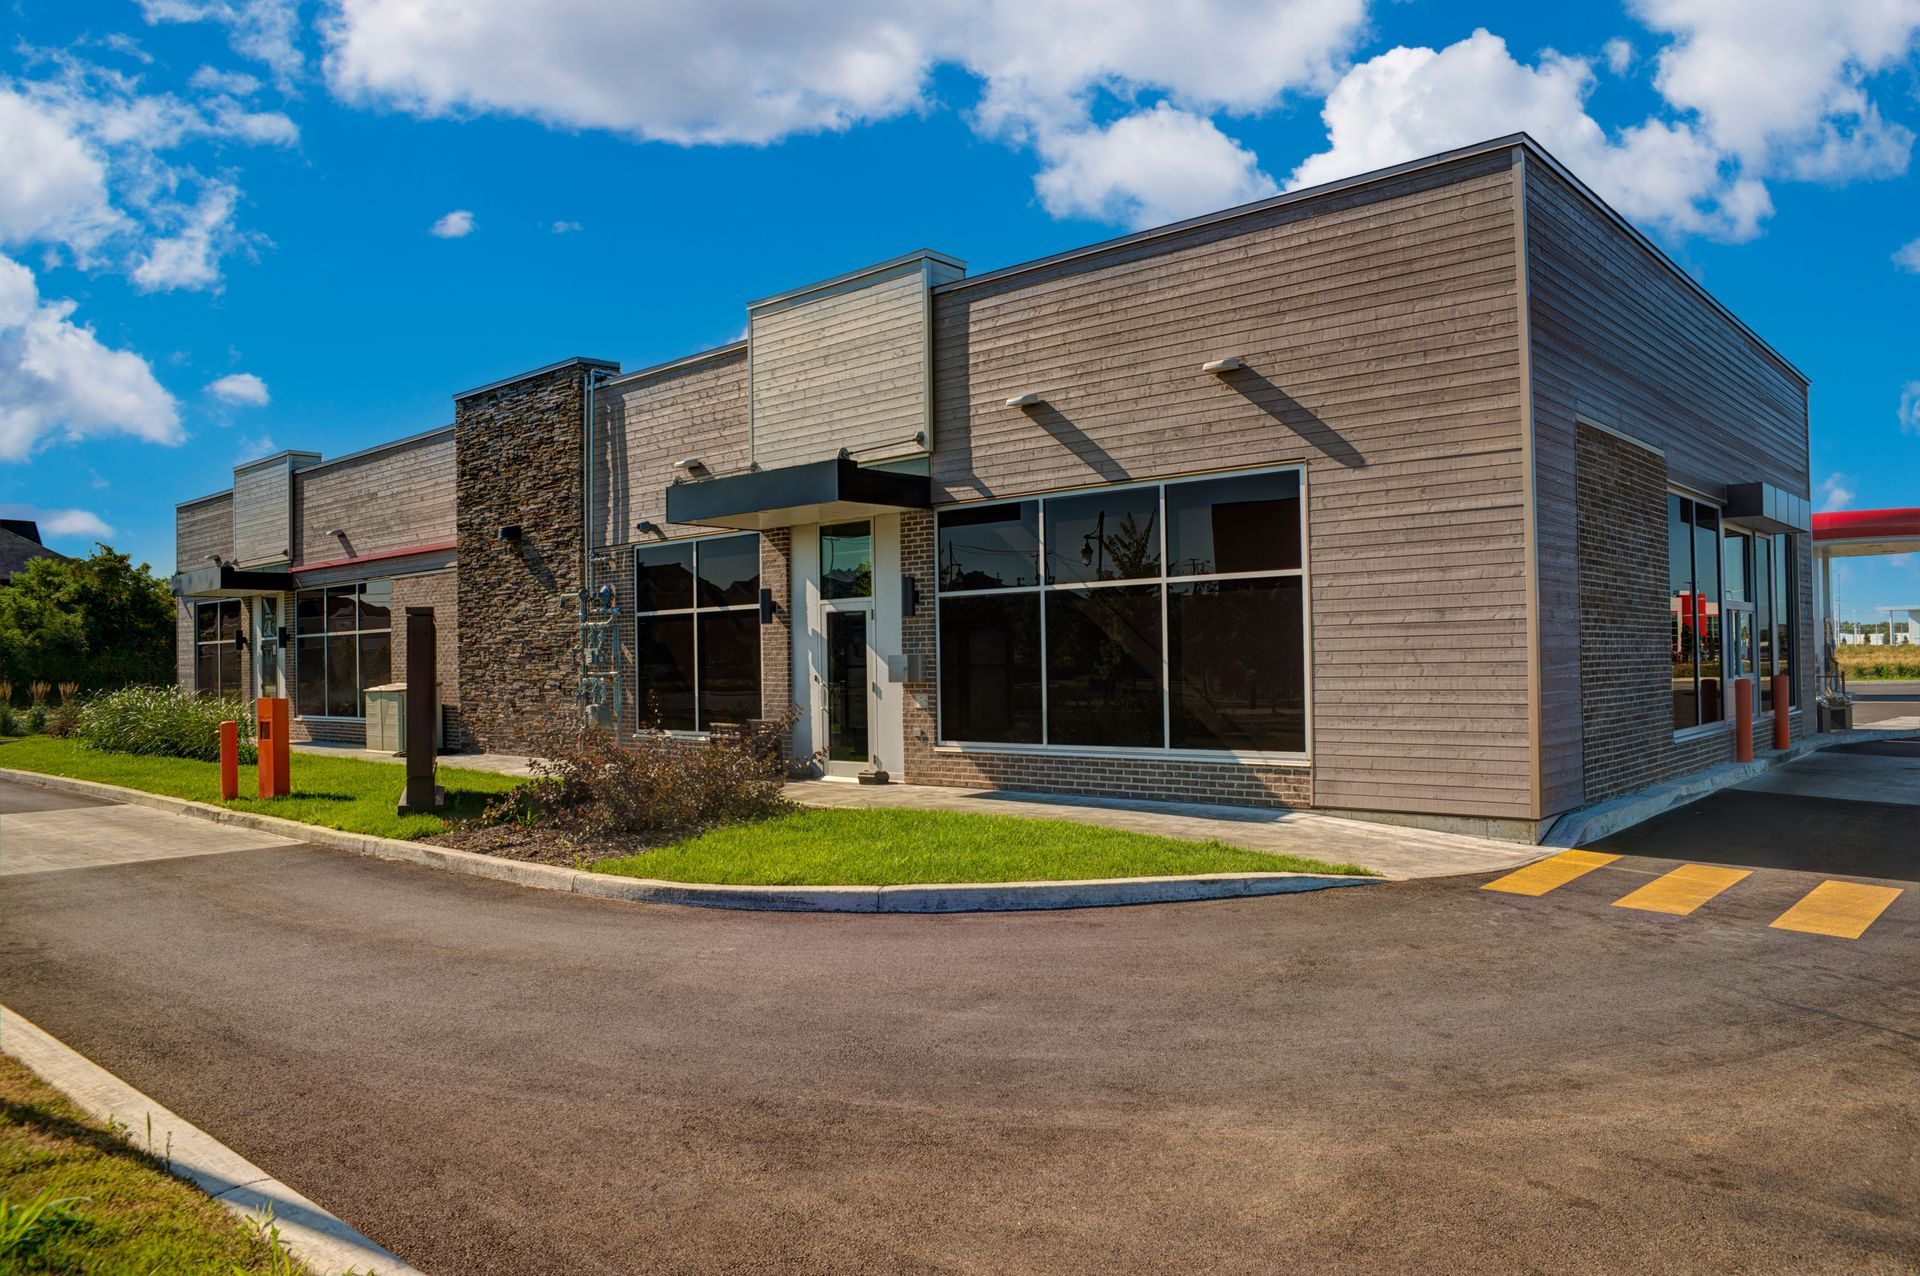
[820,522,873,600]
[1669,495,1698,728]
[1169,577,1305,752]
[193,599,245,697]
[935,469,1307,754]
[1692,505,1723,724]
[633,533,760,732]
[1045,488,1159,585]
[939,501,1039,591]
[938,594,1041,743]
[292,581,393,717]
[1167,471,1301,575]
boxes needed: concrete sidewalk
[291,740,537,775]
[785,779,1539,880]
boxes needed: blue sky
[1,0,1916,616]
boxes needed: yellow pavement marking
[1612,863,1751,915]
[1482,850,1621,896]
[1770,881,1904,939]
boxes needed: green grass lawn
[592,807,1376,885]
[0,1054,309,1274]
[0,735,521,840]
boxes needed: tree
[0,546,175,697]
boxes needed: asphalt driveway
[1,773,1915,1274]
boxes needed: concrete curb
[1541,725,1920,848]
[0,1006,419,1276]
[0,768,1378,912]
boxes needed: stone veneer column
[454,362,606,753]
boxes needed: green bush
[75,686,255,762]
[21,705,45,734]
[43,702,81,738]
[0,706,14,736]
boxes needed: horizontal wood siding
[232,459,300,566]
[173,495,234,687]
[1526,160,1812,817]
[929,154,1534,820]
[292,431,455,565]
[751,263,928,469]
[594,350,751,545]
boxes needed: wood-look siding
[292,429,455,565]
[232,454,313,566]
[173,494,235,688]
[1526,158,1812,817]
[930,152,1535,820]
[750,259,954,470]
[593,349,750,545]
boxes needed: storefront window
[1669,496,1724,729]
[292,580,392,717]
[194,599,244,697]
[820,522,872,600]
[633,534,761,731]
[935,468,1307,754]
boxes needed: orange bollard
[256,697,290,798]
[1734,678,1754,763]
[218,719,239,800]
[1772,675,1790,750]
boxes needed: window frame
[193,599,245,698]
[291,580,393,720]
[932,464,1311,762]
[631,531,763,736]
[1669,492,1730,739]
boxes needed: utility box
[365,683,441,754]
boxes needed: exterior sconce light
[1202,357,1243,373]
[204,554,223,565]
[759,587,777,624]
[1005,393,1041,407]
[497,524,523,542]
[326,527,347,538]
[636,519,660,536]
[673,457,704,472]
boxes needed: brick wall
[392,568,470,750]
[895,510,1311,809]
[759,528,795,740]
[1574,423,1670,801]
[455,363,597,752]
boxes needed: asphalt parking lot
[1,759,1914,1274]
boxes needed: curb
[0,768,1378,912]
[0,1006,419,1276]
[1540,725,1920,848]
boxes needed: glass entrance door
[824,605,872,773]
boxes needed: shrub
[485,709,801,843]
[43,702,81,738]
[0,706,14,736]
[21,705,45,734]
[75,685,255,762]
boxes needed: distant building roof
[0,523,67,584]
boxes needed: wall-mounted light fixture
[901,574,919,617]
[1201,356,1244,373]
[635,519,660,536]
[204,553,223,565]
[673,457,704,472]
[326,527,347,539]
[497,524,523,542]
[759,587,777,624]
[1005,392,1041,407]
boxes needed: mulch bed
[425,821,662,866]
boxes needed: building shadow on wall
[1022,403,1132,484]
[596,391,630,546]
[1220,367,1366,469]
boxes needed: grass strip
[593,807,1375,885]
[0,734,520,840]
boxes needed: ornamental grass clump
[483,708,801,849]
[75,685,255,762]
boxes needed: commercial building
[173,134,1814,841]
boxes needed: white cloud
[0,253,182,461]
[207,370,269,406]
[0,503,113,539]
[322,0,1365,226]
[1896,237,1920,272]
[1818,473,1856,512]
[189,66,261,96]
[1900,380,1920,436]
[550,219,582,234]
[1603,38,1635,75]
[430,208,474,238]
[1033,104,1277,230]
[235,432,277,462]
[139,0,304,86]
[1631,0,1920,180]
[131,180,242,292]
[1290,31,1773,241]
[0,89,123,257]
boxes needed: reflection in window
[632,533,761,731]
[934,468,1308,753]
[1045,488,1159,584]
[1669,498,1725,729]
[938,501,1039,591]
[821,522,873,599]
[194,599,245,697]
